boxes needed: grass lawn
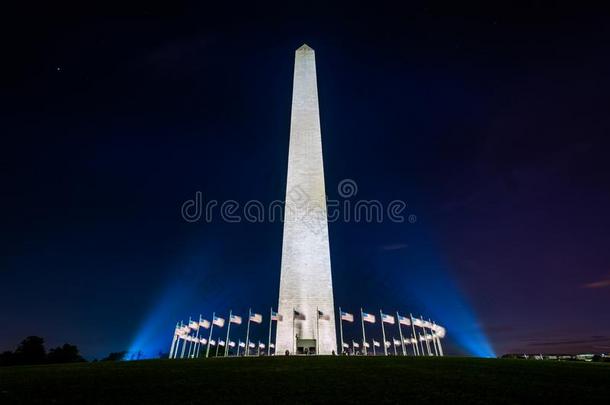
[1,356,609,404]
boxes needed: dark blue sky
[2,3,610,358]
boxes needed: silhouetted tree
[14,336,46,365]
[0,351,16,366]
[1,337,89,366]
[47,344,85,364]
[101,351,127,361]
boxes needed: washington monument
[276,44,337,355]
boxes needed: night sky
[2,3,610,359]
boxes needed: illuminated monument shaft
[276,44,337,355]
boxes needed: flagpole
[267,308,272,356]
[433,321,443,356]
[172,326,178,359]
[170,331,176,359]
[418,332,425,356]
[380,309,387,356]
[185,316,193,358]
[194,319,201,358]
[372,340,376,356]
[409,313,420,356]
[171,336,178,360]
[179,335,186,359]
[316,306,319,355]
[393,337,398,355]
[181,318,191,359]
[360,308,367,356]
[430,329,439,356]
[421,315,431,355]
[437,331,444,356]
[237,339,241,356]
[433,321,444,356]
[339,307,344,355]
[188,320,194,358]
[245,308,252,357]
[174,336,181,359]
[431,321,440,356]
[197,316,204,358]
[195,336,201,358]
[224,310,232,357]
[428,318,438,356]
[176,321,184,359]
[206,312,215,358]
[180,336,186,359]
[169,322,178,359]
[191,316,201,358]
[425,318,432,356]
[292,307,296,355]
[169,333,176,359]
[396,311,406,356]
[193,315,202,358]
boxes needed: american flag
[188,320,199,330]
[250,313,263,324]
[199,319,210,329]
[398,315,411,326]
[248,342,256,348]
[239,341,246,348]
[271,310,283,321]
[318,310,330,320]
[230,314,242,324]
[259,343,265,349]
[219,340,225,346]
[213,316,225,327]
[340,311,354,322]
[393,339,401,346]
[373,340,380,347]
[412,317,424,327]
[293,310,306,320]
[362,312,376,323]
[352,342,360,348]
[381,313,395,324]
[270,343,275,349]
[199,338,207,344]
[209,339,216,346]
[363,342,370,348]
[229,341,236,347]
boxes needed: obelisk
[276,44,337,355]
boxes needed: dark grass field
[1,356,609,404]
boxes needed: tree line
[0,336,126,366]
